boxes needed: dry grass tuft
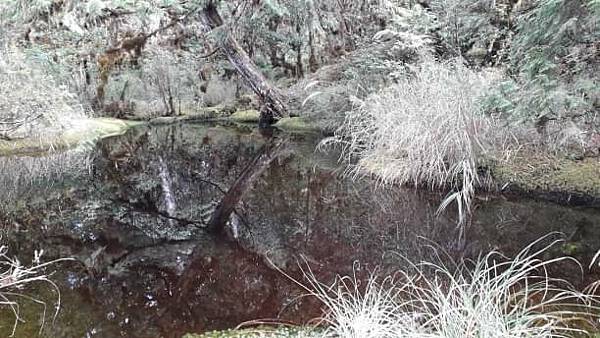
[332,59,510,224]
[289,236,598,338]
[0,245,72,336]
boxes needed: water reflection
[0,123,599,337]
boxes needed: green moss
[183,105,235,119]
[149,106,235,125]
[561,242,581,255]
[66,118,141,140]
[183,326,321,338]
[274,117,320,132]
[492,154,600,197]
[229,109,261,123]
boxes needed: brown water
[1,123,600,338]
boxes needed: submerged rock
[274,117,321,133]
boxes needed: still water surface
[1,123,599,337]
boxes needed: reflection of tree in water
[93,124,268,239]
[2,124,600,337]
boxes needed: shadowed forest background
[0,0,599,337]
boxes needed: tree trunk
[295,22,304,78]
[308,29,319,73]
[202,4,289,126]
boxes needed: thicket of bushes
[328,0,599,221]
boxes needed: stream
[1,123,599,338]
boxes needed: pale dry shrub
[296,266,418,338]
[334,59,508,223]
[292,236,598,338]
[0,47,86,142]
[203,79,239,107]
[0,47,93,208]
[291,13,433,132]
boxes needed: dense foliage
[0,0,598,217]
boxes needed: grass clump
[0,245,71,336]
[334,59,506,223]
[289,236,598,338]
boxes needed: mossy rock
[185,105,236,119]
[229,109,261,123]
[66,118,141,140]
[492,153,600,205]
[183,326,321,338]
[274,117,320,133]
[0,118,140,156]
[561,242,582,255]
[149,106,235,125]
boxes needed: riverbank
[492,153,600,207]
[138,107,324,134]
[0,118,140,156]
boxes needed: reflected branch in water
[207,137,287,234]
[173,137,288,318]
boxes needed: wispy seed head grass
[290,236,598,338]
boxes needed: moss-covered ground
[492,153,600,201]
[0,117,140,156]
[228,109,261,123]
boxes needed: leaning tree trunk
[202,4,289,126]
